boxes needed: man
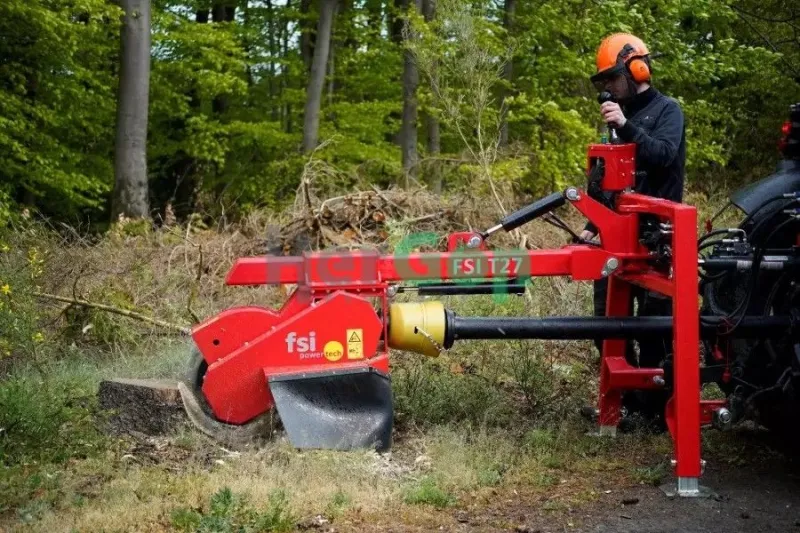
[582,33,687,431]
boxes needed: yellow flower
[33,332,44,343]
[1,284,10,295]
[0,243,8,253]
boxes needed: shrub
[0,375,104,466]
[402,477,456,508]
[171,487,295,532]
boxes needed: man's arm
[617,100,684,170]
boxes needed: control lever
[482,192,566,238]
[598,91,619,143]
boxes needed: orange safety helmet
[590,33,651,86]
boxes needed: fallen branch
[33,292,191,335]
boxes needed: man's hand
[601,101,627,129]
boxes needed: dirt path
[575,459,800,533]
[353,461,800,533]
[349,430,800,533]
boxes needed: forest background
[3,0,800,226]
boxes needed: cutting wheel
[178,347,277,446]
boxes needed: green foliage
[0,375,104,467]
[0,0,122,219]
[325,490,352,519]
[392,357,517,428]
[402,476,456,508]
[171,487,295,532]
[3,0,800,219]
[0,228,48,361]
[513,97,596,193]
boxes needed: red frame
[193,141,719,486]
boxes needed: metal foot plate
[659,478,716,499]
[584,426,617,438]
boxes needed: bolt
[387,285,398,298]
[653,376,665,386]
[565,188,580,201]
[605,257,619,272]
[467,235,482,248]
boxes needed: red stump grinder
[180,102,800,497]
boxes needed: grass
[170,487,295,532]
[0,418,671,531]
[402,477,456,508]
[633,462,670,486]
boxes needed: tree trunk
[400,0,422,183]
[212,3,236,22]
[300,0,315,73]
[366,0,383,41]
[327,2,337,107]
[244,1,255,88]
[266,0,279,120]
[421,0,440,192]
[499,0,516,147]
[112,0,151,220]
[284,0,293,133]
[328,42,335,106]
[212,2,237,115]
[98,379,188,436]
[391,0,405,44]
[302,0,337,152]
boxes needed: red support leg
[671,206,702,495]
[598,275,632,435]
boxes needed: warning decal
[346,329,363,360]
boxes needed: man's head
[590,33,652,103]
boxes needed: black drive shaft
[443,315,791,348]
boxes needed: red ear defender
[627,57,651,83]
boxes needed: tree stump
[98,378,188,436]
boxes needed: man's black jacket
[585,87,686,234]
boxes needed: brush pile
[277,182,476,254]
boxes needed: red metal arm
[225,247,641,287]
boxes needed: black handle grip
[500,192,566,232]
[598,91,615,104]
[597,91,620,143]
